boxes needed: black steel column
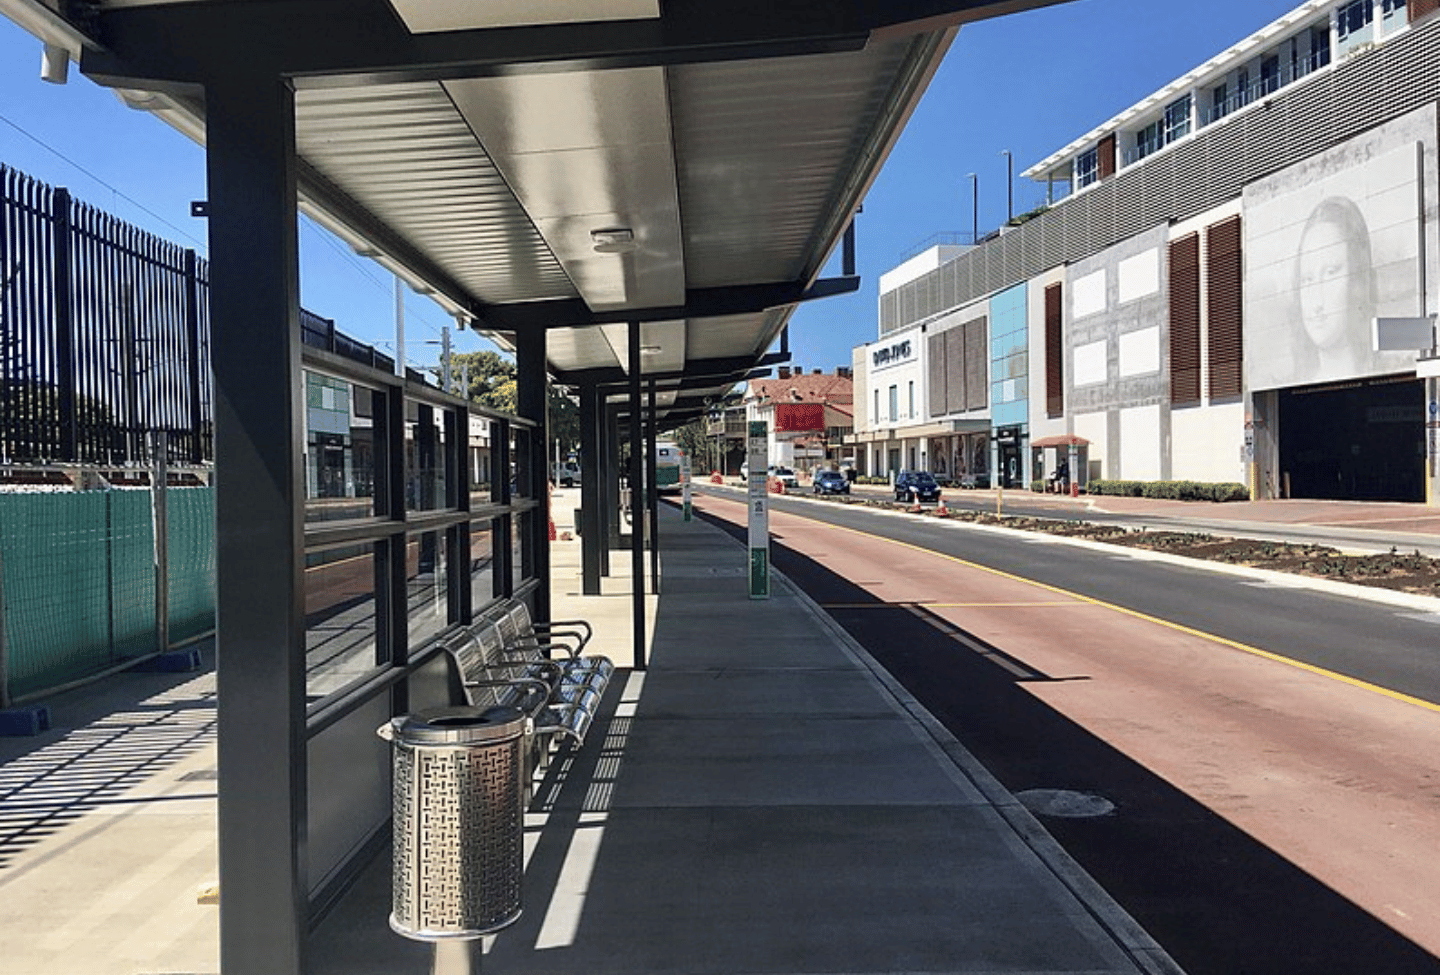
[516,327,549,620]
[496,419,513,596]
[204,72,306,975]
[52,187,77,461]
[579,383,602,595]
[628,325,646,670]
[183,249,204,464]
[646,381,659,595]
[605,400,621,552]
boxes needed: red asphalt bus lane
[692,493,1440,963]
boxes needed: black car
[894,470,941,503]
[813,470,850,495]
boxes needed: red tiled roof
[746,372,852,405]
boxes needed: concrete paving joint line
[719,524,1189,975]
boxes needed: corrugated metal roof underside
[669,37,919,290]
[294,82,576,305]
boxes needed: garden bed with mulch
[836,495,1440,597]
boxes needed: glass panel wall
[304,372,380,524]
[304,542,380,701]
[406,400,450,512]
[469,519,497,615]
[406,529,450,650]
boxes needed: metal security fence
[1,166,212,467]
[0,487,215,704]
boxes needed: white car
[551,462,581,487]
[769,466,799,489]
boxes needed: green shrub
[1088,478,1248,501]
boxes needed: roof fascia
[78,0,1054,89]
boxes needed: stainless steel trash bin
[379,705,527,942]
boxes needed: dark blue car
[813,470,850,495]
[894,470,941,503]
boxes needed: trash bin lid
[385,705,526,746]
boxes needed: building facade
[854,0,1440,501]
[743,366,854,474]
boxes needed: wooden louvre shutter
[1169,234,1201,405]
[1045,283,1064,417]
[1207,216,1243,399]
[965,317,988,412]
[946,326,966,414]
[1098,134,1117,180]
[928,331,948,417]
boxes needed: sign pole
[681,455,693,522]
[746,421,769,599]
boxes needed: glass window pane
[305,542,379,702]
[468,416,496,508]
[509,425,533,499]
[512,513,527,593]
[406,400,448,512]
[304,374,379,524]
[469,519,497,614]
[407,530,450,649]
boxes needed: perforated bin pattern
[390,733,524,938]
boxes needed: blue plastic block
[0,706,52,736]
[134,648,203,673]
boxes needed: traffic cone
[936,498,949,516]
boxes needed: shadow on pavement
[692,506,1440,975]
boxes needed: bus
[654,441,684,494]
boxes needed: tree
[450,349,580,459]
[671,418,709,468]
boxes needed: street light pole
[966,172,977,244]
[1001,149,1013,224]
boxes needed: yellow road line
[821,601,1081,609]
[783,508,1440,715]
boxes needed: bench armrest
[530,619,592,650]
[462,675,550,714]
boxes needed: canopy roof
[4,0,1069,427]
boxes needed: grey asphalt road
[700,485,1440,711]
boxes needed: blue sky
[0,0,1301,378]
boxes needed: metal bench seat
[442,624,599,748]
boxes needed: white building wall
[1119,404,1163,480]
[1172,401,1248,483]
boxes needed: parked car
[769,466,799,489]
[894,470,942,503]
[813,470,850,495]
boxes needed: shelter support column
[646,381,659,595]
[204,72,307,975]
[579,383,603,594]
[516,328,549,620]
[628,323,647,671]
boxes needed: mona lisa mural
[1245,106,1438,391]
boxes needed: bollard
[380,705,528,975]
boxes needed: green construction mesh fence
[166,487,216,644]
[0,487,215,701]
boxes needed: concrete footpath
[314,498,1181,975]
[0,496,1194,975]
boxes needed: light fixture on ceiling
[41,43,69,85]
[640,345,662,355]
[591,227,637,254]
